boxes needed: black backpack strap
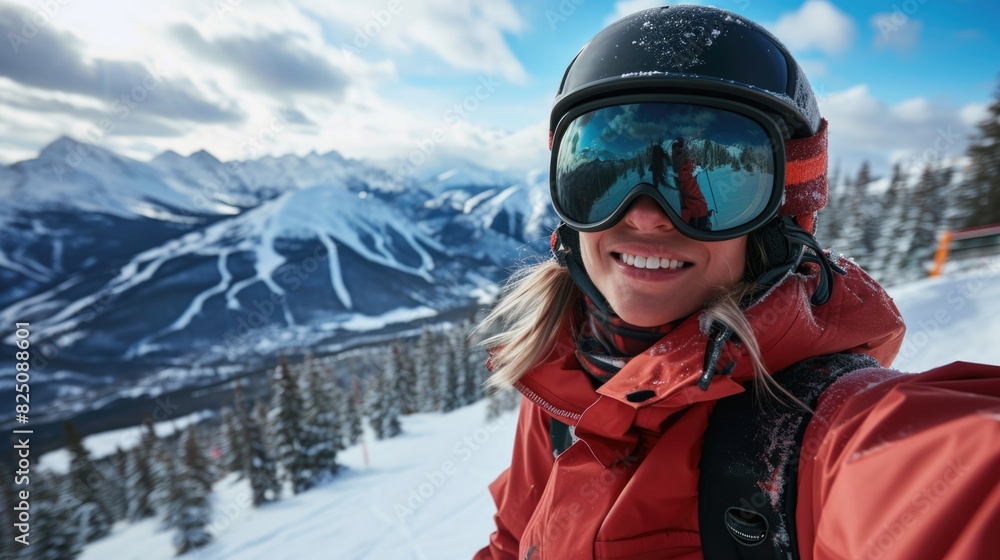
[698,352,880,560]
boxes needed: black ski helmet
[550,5,821,142]
[549,5,841,307]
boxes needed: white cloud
[819,85,977,175]
[871,13,923,53]
[959,102,989,127]
[603,0,708,25]
[768,0,856,56]
[301,0,528,84]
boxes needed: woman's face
[578,196,746,327]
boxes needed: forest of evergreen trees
[814,78,1000,285]
[0,320,513,559]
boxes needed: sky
[0,0,997,178]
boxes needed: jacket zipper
[514,381,582,422]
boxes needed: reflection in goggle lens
[554,103,777,234]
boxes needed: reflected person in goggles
[475,5,999,560]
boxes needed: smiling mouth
[616,252,692,270]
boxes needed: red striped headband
[780,118,829,233]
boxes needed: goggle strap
[781,119,829,225]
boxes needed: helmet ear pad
[742,216,803,299]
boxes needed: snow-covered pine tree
[327,378,349,452]
[391,340,418,414]
[155,439,182,531]
[249,398,281,505]
[173,424,212,555]
[455,322,482,406]
[171,425,213,555]
[870,163,910,284]
[268,358,311,494]
[220,408,243,476]
[181,423,214,494]
[957,77,1000,228]
[346,376,365,446]
[29,471,83,559]
[440,330,462,412]
[300,360,341,484]
[816,162,850,255]
[855,163,887,275]
[63,420,115,543]
[365,365,401,439]
[413,326,441,412]
[108,446,130,521]
[127,420,160,521]
[840,161,872,265]
[904,163,953,280]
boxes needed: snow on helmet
[550,5,822,141]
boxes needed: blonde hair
[477,240,806,408]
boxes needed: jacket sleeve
[474,396,556,560]
[796,362,1000,560]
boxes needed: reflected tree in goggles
[552,102,783,240]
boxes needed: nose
[621,195,677,232]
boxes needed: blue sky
[0,0,997,177]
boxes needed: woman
[475,6,999,560]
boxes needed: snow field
[79,399,518,560]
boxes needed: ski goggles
[550,95,787,241]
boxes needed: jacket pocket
[594,530,701,560]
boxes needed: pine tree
[108,446,130,521]
[958,77,1000,228]
[391,340,418,414]
[155,440,182,531]
[268,358,311,494]
[171,425,213,555]
[63,421,114,543]
[905,163,953,279]
[440,332,462,412]
[413,326,440,412]
[346,376,365,446]
[30,472,83,559]
[249,398,281,505]
[221,408,244,475]
[870,163,910,284]
[456,322,482,406]
[126,420,160,521]
[365,367,401,439]
[182,424,214,494]
[300,360,341,485]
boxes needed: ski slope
[73,264,1000,560]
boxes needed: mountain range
[0,137,553,432]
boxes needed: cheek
[578,232,603,272]
[713,239,747,285]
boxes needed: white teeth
[619,253,687,270]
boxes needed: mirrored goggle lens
[553,103,779,235]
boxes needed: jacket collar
[517,258,905,418]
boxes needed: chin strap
[552,224,615,317]
[698,216,847,391]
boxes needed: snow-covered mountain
[0,138,554,430]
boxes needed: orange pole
[929,230,952,278]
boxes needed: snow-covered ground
[79,399,516,560]
[64,262,1000,560]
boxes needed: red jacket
[675,158,709,221]
[476,261,1000,559]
